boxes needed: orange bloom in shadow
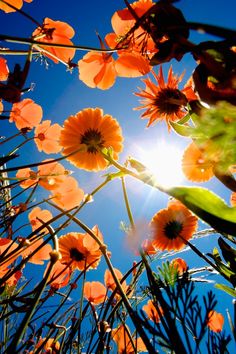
[182,142,214,182]
[0,238,19,268]
[34,120,62,154]
[150,200,198,251]
[16,168,39,189]
[37,160,68,190]
[207,310,224,332]
[0,266,22,287]
[142,300,163,323]
[28,207,53,234]
[78,52,117,90]
[0,0,23,13]
[50,176,84,210]
[134,66,197,130]
[32,18,75,63]
[0,57,9,81]
[170,258,188,275]
[9,98,43,130]
[60,107,123,171]
[84,281,107,305]
[104,268,129,296]
[46,260,71,289]
[58,226,104,271]
[33,337,60,354]
[112,324,147,354]
[22,239,52,265]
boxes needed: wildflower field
[0,0,236,353]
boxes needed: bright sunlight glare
[137,141,185,188]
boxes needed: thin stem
[0,0,41,27]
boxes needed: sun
[136,141,185,188]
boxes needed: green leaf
[215,283,236,297]
[169,121,192,137]
[167,186,236,236]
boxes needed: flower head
[134,66,197,130]
[37,160,68,190]
[0,57,9,81]
[60,107,123,171]
[32,17,75,63]
[9,98,43,130]
[22,239,52,265]
[58,226,104,271]
[142,299,163,323]
[150,200,198,251]
[34,120,62,154]
[104,268,128,294]
[28,207,53,234]
[182,142,214,182]
[50,176,84,210]
[16,168,39,189]
[170,258,188,275]
[112,324,147,354]
[207,310,224,332]
[84,281,107,305]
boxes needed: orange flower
[182,142,214,182]
[22,239,52,265]
[32,18,75,63]
[50,176,84,210]
[170,258,188,275]
[46,260,71,289]
[37,160,68,190]
[134,66,197,130]
[142,300,163,323]
[0,100,3,114]
[58,226,104,271]
[28,207,53,234]
[207,310,224,332]
[16,168,38,189]
[60,107,123,171]
[0,238,19,268]
[150,200,198,251]
[34,120,62,154]
[84,281,107,305]
[34,337,60,354]
[9,98,43,130]
[104,268,128,295]
[0,57,9,81]
[0,0,23,13]
[112,324,147,354]
[115,51,152,78]
[78,51,117,90]
[106,0,156,56]
[0,266,22,287]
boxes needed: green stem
[121,177,135,228]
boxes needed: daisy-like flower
[207,310,224,332]
[0,57,9,81]
[9,98,43,130]
[59,107,123,171]
[134,66,197,130]
[32,17,75,63]
[58,226,104,271]
[142,299,163,323]
[112,324,147,354]
[150,200,198,251]
[34,120,62,154]
[84,281,107,305]
[182,142,214,182]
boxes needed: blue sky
[1,0,236,351]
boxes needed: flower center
[80,128,105,154]
[38,133,45,141]
[155,88,187,115]
[69,248,85,262]
[164,220,183,239]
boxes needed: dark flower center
[70,247,85,262]
[155,88,187,115]
[80,128,105,154]
[164,220,183,239]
